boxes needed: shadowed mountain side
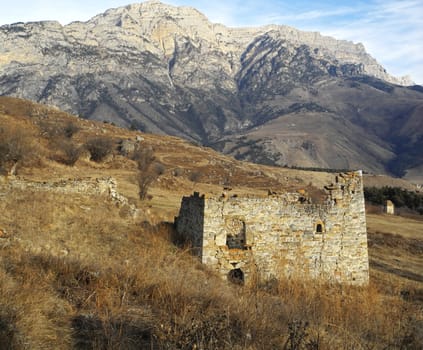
[0,1,422,177]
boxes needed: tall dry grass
[1,226,421,349]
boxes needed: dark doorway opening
[228,268,244,285]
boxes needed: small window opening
[228,268,244,285]
[226,219,247,249]
[316,223,323,233]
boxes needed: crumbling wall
[0,176,139,218]
[176,171,369,285]
[175,192,205,257]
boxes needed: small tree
[133,147,164,200]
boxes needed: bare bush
[153,162,166,176]
[189,171,201,183]
[133,147,165,200]
[132,146,155,171]
[189,171,202,190]
[38,120,80,139]
[55,139,82,166]
[172,167,184,177]
[63,121,80,138]
[84,137,114,162]
[137,171,157,200]
[0,124,37,175]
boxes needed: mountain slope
[0,1,422,176]
[0,97,421,350]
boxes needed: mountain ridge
[0,1,422,178]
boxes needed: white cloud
[317,0,423,84]
[266,7,359,23]
[255,0,423,84]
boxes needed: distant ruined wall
[384,200,395,215]
[176,171,369,285]
[0,176,138,217]
[4,177,114,195]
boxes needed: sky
[0,0,422,85]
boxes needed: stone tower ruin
[175,171,369,285]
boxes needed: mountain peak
[1,1,421,176]
[81,0,215,53]
[91,1,208,25]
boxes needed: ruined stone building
[384,200,395,215]
[175,171,369,285]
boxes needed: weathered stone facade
[175,171,369,285]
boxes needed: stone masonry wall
[0,176,139,218]
[176,171,369,285]
[175,192,205,257]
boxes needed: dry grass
[0,97,422,349]
[1,235,420,349]
[367,213,423,310]
[0,187,421,349]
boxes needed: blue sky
[0,0,422,84]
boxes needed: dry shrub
[85,137,114,162]
[133,147,165,200]
[38,120,80,139]
[53,139,82,166]
[0,123,40,174]
[63,121,80,138]
[33,119,82,165]
[366,203,383,214]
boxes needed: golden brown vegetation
[0,203,421,349]
[0,97,422,349]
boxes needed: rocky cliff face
[0,1,422,176]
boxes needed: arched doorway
[228,268,244,285]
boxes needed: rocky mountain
[0,0,422,177]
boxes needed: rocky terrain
[0,0,422,177]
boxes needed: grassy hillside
[0,97,422,349]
